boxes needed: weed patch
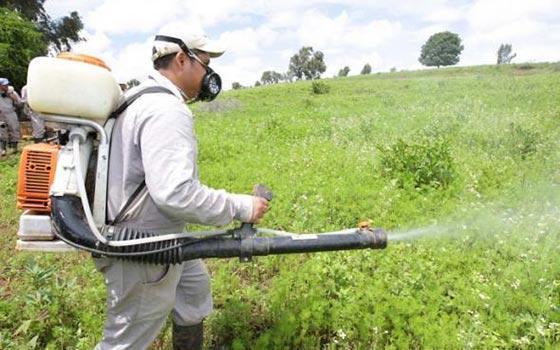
[507,123,540,160]
[378,136,455,190]
[311,81,330,95]
[516,63,535,70]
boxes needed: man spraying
[94,31,269,350]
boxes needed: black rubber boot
[173,322,203,350]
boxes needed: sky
[44,0,560,89]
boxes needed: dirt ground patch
[197,98,242,114]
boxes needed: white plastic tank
[27,53,122,124]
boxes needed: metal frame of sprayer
[45,114,387,264]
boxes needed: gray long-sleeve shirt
[0,87,21,118]
[107,71,253,233]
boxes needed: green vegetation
[288,46,327,80]
[497,43,516,65]
[360,63,372,75]
[419,31,464,68]
[0,0,84,53]
[338,66,350,77]
[0,8,47,89]
[378,135,455,190]
[0,1,84,89]
[1,63,559,349]
[260,71,284,85]
[311,80,330,95]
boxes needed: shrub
[517,63,535,70]
[311,81,330,95]
[378,136,455,189]
[508,123,540,160]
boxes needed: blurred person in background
[0,78,22,154]
[21,85,46,143]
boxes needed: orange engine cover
[17,143,60,213]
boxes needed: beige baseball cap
[151,32,225,61]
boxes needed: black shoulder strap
[108,85,175,120]
[108,85,175,225]
[109,179,146,225]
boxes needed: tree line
[233,46,375,89]
[0,5,519,91]
[235,31,518,89]
[419,31,516,67]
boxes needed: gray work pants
[0,111,20,142]
[0,121,7,143]
[93,258,213,350]
[0,111,19,142]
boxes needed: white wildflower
[536,324,546,336]
[479,293,490,301]
[336,329,347,340]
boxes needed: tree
[283,71,295,83]
[260,70,283,85]
[338,66,350,77]
[288,46,326,80]
[254,81,261,87]
[360,63,372,75]
[0,8,47,89]
[497,43,516,64]
[43,11,84,52]
[0,0,84,53]
[419,31,464,68]
[231,82,243,90]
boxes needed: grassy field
[1,63,559,349]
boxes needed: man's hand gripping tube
[236,184,273,262]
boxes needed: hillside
[1,63,559,349]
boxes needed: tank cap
[57,52,111,71]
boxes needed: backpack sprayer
[15,53,387,264]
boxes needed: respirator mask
[154,35,222,102]
[197,65,221,102]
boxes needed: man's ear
[176,51,189,68]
